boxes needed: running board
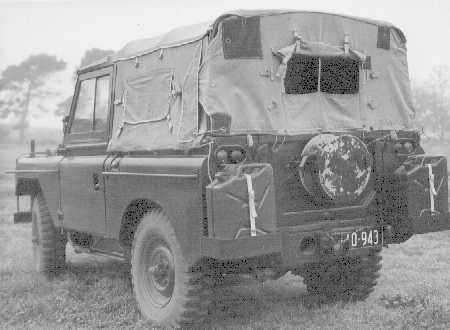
[72,236,127,260]
[72,246,126,260]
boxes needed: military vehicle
[11,10,450,327]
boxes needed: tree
[0,54,66,142]
[55,48,114,117]
[412,66,450,141]
[55,97,73,117]
[79,48,114,68]
[0,123,10,140]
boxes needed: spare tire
[299,134,373,205]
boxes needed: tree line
[0,50,449,143]
[0,49,113,143]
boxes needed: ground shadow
[65,255,326,327]
[207,274,325,325]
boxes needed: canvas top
[80,9,405,72]
[88,9,415,152]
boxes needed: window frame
[65,67,113,145]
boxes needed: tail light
[214,145,246,164]
[393,140,416,154]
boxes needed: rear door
[60,67,113,235]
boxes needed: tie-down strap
[244,173,258,237]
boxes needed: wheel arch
[16,177,60,228]
[119,198,163,248]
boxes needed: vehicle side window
[71,79,95,133]
[94,76,110,132]
[70,74,110,134]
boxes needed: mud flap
[14,211,32,224]
[397,155,450,234]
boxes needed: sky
[0,0,449,127]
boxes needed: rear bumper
[200,211,450,265]
[201,154,450,264]
[201,232,282,260]
[200,219,382,267]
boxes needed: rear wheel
[297,249,381,303]
[131,210,210,327]
[31,192,66,276]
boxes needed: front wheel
[31,192,66,276]
[297,249,382,303]
[131,210,210,327]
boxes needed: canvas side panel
[108,41,202,152]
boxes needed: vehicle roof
[78,9,405,73]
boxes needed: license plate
[339,228,382,249]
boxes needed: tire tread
[32,192,66,276]
[131,210,210,328]
[297,250,382,303]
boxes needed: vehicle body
[12,9,450,327]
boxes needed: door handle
[92,173,100,191]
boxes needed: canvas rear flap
[199,12,414,135]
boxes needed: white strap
[247,134,254,147]
[245,174,258,237]
[427,164,437,212]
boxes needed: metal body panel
[15,155,63,225]
[105,156,206,264]
[60,156,107,234]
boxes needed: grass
[1,143,450,329]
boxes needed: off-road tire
[31,192,66,276]
[298,249,381,303]
[131,210,210,328]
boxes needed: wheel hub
[145,245,175,307]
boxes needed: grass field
[1,143,450,329]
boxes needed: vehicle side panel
[60,156,107,235]
[104,156,207,264]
